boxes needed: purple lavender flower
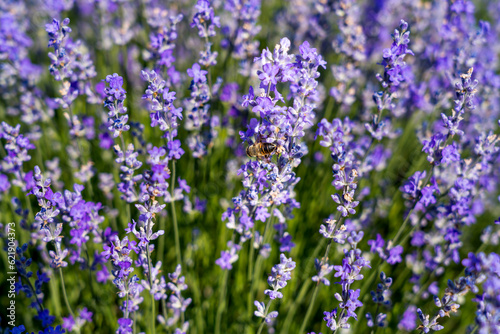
[102,234,142,331]
[191,0,220,39]
[254,254,295,326]
[141,68,186,197]
[323,308,338,330]
[215,242,240,270]
[366,313,388,328]
[221,0,261,75]
[366,272,393,328]
[46,18,98,107]
[365,20,413,141]
[0,122,35,191]
[10,325,26,334]
[62,307,93,332]
[144,9,183,81]
[187,63,208,84]
[312,258,334,286]
[254,301,278,324]
[160,265,192,331]
[416,251,499,333]
[368,234,404,265]
[35,309,55,327]
[218,38,325,272]
[104,73,129,138]
[113,143,143,203]
[321,232,370,331]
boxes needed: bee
[246,142,277,160]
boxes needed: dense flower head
[379,20,414,91]
[264,253,296,299]
[364,19,414,141]
[142,70,183,139]
[45,17,98,108]
[254,254,295,327]
[221,0,261,74]
[217,37,324,270]
[104,73,129,137]
[191,0,219,67]
[113,143,143,203]
[318,227,370,332]
[0,122,35,191]
[367,234,404,265]
[184,58,215,158]
[145,10,183,78]
[191,0,220,38]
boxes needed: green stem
[247,224,257,283]
[247,211,277,321]
[333,308,347,334]
[157,214,166,264]
[133,311,137,334]
[215,229,236,334]
[392,206,416,246]
[84,247,97,299]
[246,224,258,323]
[107,197,119,231]
[58,268,75,318]
[298,281,320,334]
[161,299,168,328]
[146,243,156,334]
[151,293,156,334]
[215,268,230,334]
[281,279,312,333]
[125,287,129,319]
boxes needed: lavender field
[0,0,499,333]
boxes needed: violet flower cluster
[416,252,499,333]
[184,0,221,158]
[217,37,325,269]
[322,232,370,331]
[329,0,367,113]
[221,0,261,75]
[144,6,183,83]
[365,272,393,328]
[102,235,141,333]
[254,254,295,326]
[365,19,413,141]
[0,122,35,192]
[400,66,500,318]
[45,18,98,108]
[141,70,185,165]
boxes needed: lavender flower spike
[254,254,295,331]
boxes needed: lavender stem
[58,267,75,318]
